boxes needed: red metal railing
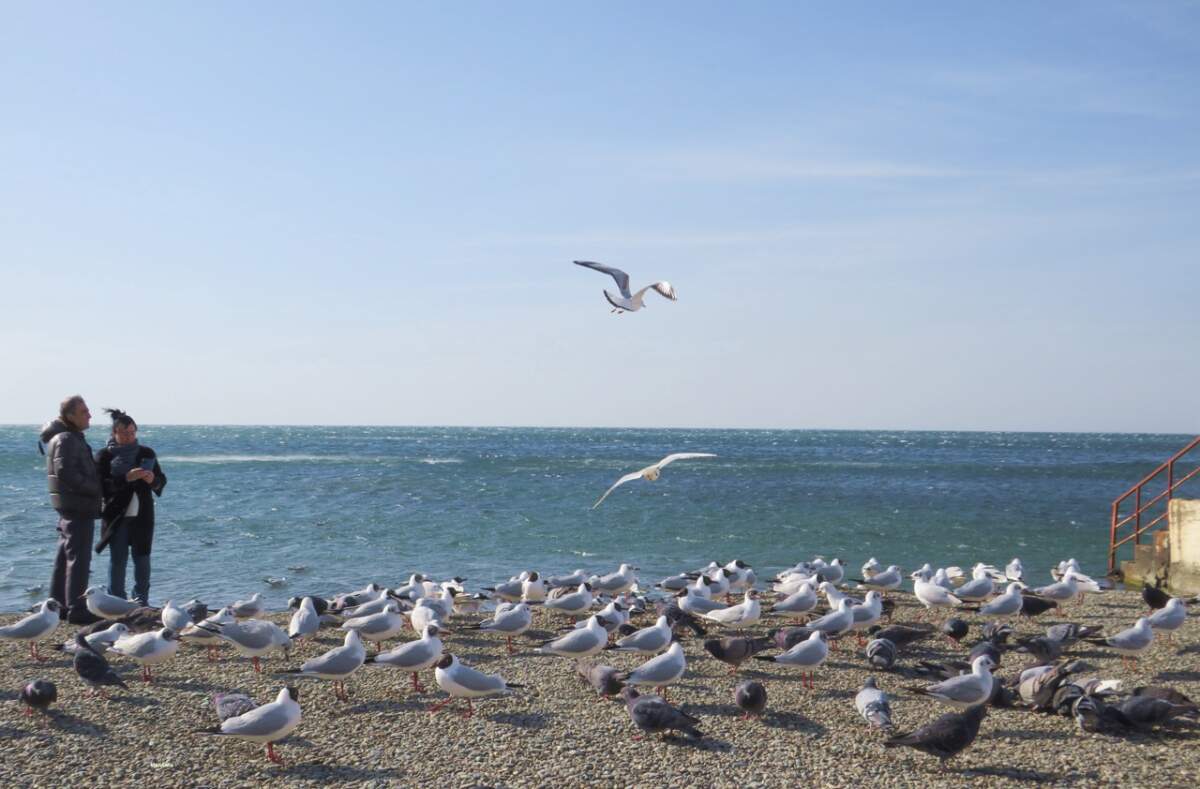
[1109,435,1200,573]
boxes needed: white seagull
[574,260,677,314]
[198,686,301,765]
[430,653,520,718]
[592,453,717,509]
[0,599,61,660]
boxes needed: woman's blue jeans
[107,523,151,606]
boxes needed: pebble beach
[1,587,1198,788]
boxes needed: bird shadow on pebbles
[45,711,109,736]
[105,694,162,708]
[284,763,404,783]
[487,711,552,729]
[961,766,1064,782]
[992,727,1072,742]
[345,699,425,715]
[761,710,827,735]
[1155,670,1200,682]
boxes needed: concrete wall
[1168,498,1200,595]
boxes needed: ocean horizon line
[1,422,1194,437]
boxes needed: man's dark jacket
[40,419,101,518]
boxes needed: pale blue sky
[1,2,1197,432]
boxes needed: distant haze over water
[0,425,1192,611]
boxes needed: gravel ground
[1,588,1197,788]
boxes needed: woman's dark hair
[105,408,137,431]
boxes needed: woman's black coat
[94,445,167,556]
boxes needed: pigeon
[212,691,258,722]
[0,599,61,660]
[575,661,625,699]
[1019,594,1058,618]
[1044,623,1102,646]
[704,635,772,674]
[1132,685,1197,713]
[574,260,678,315]
[591,454,716,509]
[1142,579,1171,611]
[184,600,210,623]
[1114,695,1195,730]
[621,687,704,740]
[72,631,129,696]
[734,680,767,719]
[19,679,56,717]
[867,624,931,648]
[855,676,893,730]
[196,686,301,764]
[865,638,897,671]
[1016,636,1063,665]
[287,595,329,616]
[768,626,817,651]
[981,622,1015,645]
[942,618,969,644]
[884,703,987,762]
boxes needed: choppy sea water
[0,425,1192,611]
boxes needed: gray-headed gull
[574,260,677,313]
[592,453,716,509]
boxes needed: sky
[1,2,1197,433]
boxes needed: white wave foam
[419,458,463,465]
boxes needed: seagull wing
[650,281,677,301]
[654,452,717,470]
[592,470,646,509]
[574,261,632,299]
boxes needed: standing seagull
[196,686,301,765]
[0,599,61,661]
[592,453,717,509]
[574,260,677,314]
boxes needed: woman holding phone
[94,408,167,606]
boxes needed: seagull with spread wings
[592,453,717,509]
[574,260,677,313]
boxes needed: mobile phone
[139,457,156,471]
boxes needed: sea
[0,425,1192,612]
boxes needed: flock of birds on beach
[3,261,1196,773]
[3,553,1197,768]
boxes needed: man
[39,395,102,624]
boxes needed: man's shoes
[66,608,103,626]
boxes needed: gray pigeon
[855,677,893,730]
[1115,696,1195,730]
[981,622,1014,644]
[868,624,931,648]
[1044,622,1102,646]
[213,691,258,722]
[768,626,816,651]
[704,636,771,674]
[884,703,987,762]
[621,687,704,740]
[865,638,897,671]
[575,661,625,699]
[72,631,129,696]
[734,680,767,719]
[1016,636,1063,664]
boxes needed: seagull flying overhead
[592,453,717,509]
[574,260,677,313]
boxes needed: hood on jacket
[39,418,73,445]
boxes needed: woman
[94,408,167,606]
